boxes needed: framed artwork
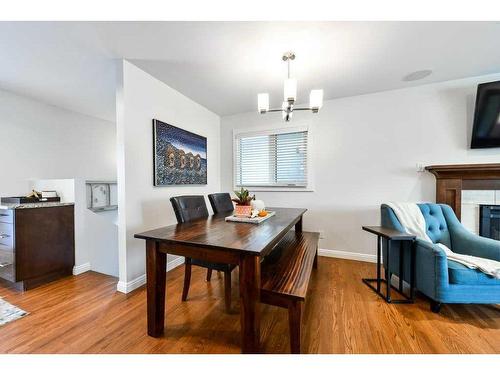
[153,119,208,186]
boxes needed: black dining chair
[208,193,234,214]
[170,195,236,312]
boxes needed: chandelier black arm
[266,107,312,113]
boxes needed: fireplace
[425,163,500,220]
[479,205,500,240]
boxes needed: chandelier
[257,52,323,122]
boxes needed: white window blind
[235,129,308,187]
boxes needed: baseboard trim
[116,250,375,294]
[319,248,376,263]
[116,256,185,294]
[167,256,185,272]
[73,262,91,275]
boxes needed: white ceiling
[1,21,500,121]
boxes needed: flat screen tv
[471,80,500,149]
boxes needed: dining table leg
[239,254,261,353]
[295,215,303,232]
[146,240,167,337]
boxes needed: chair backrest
[208,193,234,214]
[381,203,452,248]
[417,203,452,247]
[170,195,209,224]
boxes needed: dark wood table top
[134,207,307,256]
[362,226,416,240]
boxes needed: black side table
[362,226,416,303]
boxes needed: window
[234,127,309,188]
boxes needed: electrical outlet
[319,230,325,239]
[416,163,426,172]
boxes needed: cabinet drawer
[0,247,15,282]
[0,262,15,282]
[0,222,14,247]
[0,242,13,252]
[0,209,13,224]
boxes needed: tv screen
[471,80,500,149]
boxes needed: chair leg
[182,258,192,302]
[206,268,213,282]
[430,300,442,313]
[224,270,231,313]
[288,300,303,354]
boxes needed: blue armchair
[381,203,500,312]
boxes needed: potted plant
[232,188,255,217]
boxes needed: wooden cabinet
[0,204,75,290]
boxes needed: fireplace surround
[425,163,500,220]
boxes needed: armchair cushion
[448,260,500,285]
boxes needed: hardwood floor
[0,257,498,354]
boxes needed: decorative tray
[225,211,275,224]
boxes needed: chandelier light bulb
[257,93,270,113]
[283,78,297,103]
[309,89,324,112]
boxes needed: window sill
[234,186,314,192]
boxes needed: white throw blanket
[386,202,500,279]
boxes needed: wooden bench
[260,230,320,353]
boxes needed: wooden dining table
[134,207,307,353]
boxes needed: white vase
[251,199,265,211]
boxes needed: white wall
[116,60,221,292]
[0,88,116,197]
[77,179,119,276]
[221,73,500,258]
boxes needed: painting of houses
[153,119,207,185]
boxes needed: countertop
[0,202,74,210]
